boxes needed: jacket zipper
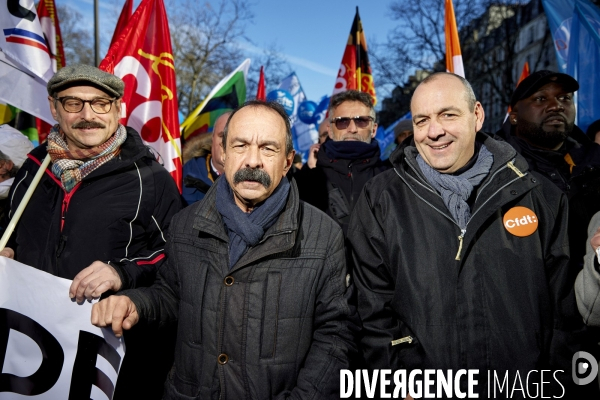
[398,159,527,261]
[348,161,354,205]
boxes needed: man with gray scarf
[348,72,587,396]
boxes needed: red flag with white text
[100,0,182,192]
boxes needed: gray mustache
[72,121,106,129]
[233,168,271,188]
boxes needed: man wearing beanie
[0,64,181,399]
[294,90,387,235]
[501,70,600,267]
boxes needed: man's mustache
[72,121,106,129]
[233,168,271,189]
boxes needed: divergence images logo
[572,351,599,386]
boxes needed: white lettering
[340,370,352,398]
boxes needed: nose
[546,96,564,112]
[244,145,263,169]
[427,119,444,139]
[346,118,359,133]
[79,101,97,119]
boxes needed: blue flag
[542,0,600,132]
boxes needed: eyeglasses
[54,96,116,114]
[330,116,374,130]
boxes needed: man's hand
[591,226,600,251]
[70,261,122,302]
[91,295,139,337]
[0,247,14,259]
[306,143,320,169]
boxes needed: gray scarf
[416,145,493,229]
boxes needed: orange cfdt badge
[503,206,539,237]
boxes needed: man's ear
[474,102,485,132]
[48,96,59,122]
[283,150,295,175]
[509,109,518,126]
[371,122,378,138]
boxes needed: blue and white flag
[278,73,319,162]
[542,0,600,132]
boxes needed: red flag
[100,0,182,192]
[256,66,266,101]
[445,0,465,77]
[506,62,530,116]
[110,0,133,48]
[332,7,377,105]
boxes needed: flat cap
[510,70,578,107]
[47,64,125,98]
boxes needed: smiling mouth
[430,143,451,150]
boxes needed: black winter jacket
[295,140,388,235]
[6,127,181,287]
[348,133,583,396]
[124,178,357,400]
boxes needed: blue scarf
[417,145,494,230]
[323,139,379,160]
[216,176,290,269]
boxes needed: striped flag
[445,0,465,78]
[180,59,250,141]
[37,0,65,72]
[332,7,377,105]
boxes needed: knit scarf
[417,145,494,230]
[216,176,290,269]
[323,139,379,160]
[47,124,127,192]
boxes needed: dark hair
[417,72,477,112]
[223,100,294,154]
[328,90,376,120]
[586,119,600,141]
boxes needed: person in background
[393,119,413,145]
[575,211,600,327]
[586,119,600,145]
[295,90,387,235]
[0,125,33,231]
[181,111,230,205]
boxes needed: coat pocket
[260,271,281,359]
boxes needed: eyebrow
[413,106,462,120]
[259,139,280,148]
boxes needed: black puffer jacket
[124,178,357,400]
[295,139,388,235]
[348,133,585,396]
[6,127,182,287]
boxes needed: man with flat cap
[0,64,181,399]
[501,70,600,265]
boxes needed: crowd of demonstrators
[576,211,600,327]
[294,90,388,235]
[0,64,182,399]
[92,100,357,399]
[2,64,600,399]
[0,125,33,228]
[181,112,229,206]
[347,72,590,396]
[500,71,600,269]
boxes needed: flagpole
[94,0,100,66]
[0,154,52,251]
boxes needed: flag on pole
[278,72,319,161]
[37,0,65,72]
[505,61,530,120]
[100,0,182,192]
[332,7,377,105]
[0,0,54,124]
[110,0,133,48]
[542,0,600,132]
[180,58,250,141]
[445,0,465,78]
[256,65,266,101]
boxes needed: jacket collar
[192,176,301,270]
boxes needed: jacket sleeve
[111,163,182,290]
[575,212,600,327]
[120,222,181,327]
[285,227,358,400]
[346,183,402,370]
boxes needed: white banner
[0,258,125,399]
